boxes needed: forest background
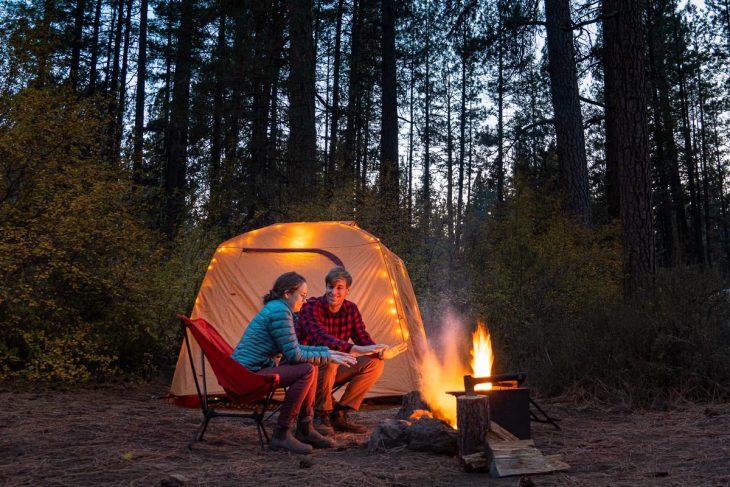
[1,0,730,406]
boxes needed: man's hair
[325,266,352,288]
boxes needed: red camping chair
[178,315,280,450]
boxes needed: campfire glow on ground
[418,318,495,427]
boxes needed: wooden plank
[488,420,519,441]
[487,439,570,478]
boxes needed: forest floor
[1,380,729,487]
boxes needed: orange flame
[471,322,494,391]
[417,317,496,428]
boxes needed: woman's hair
[263,272,306,304]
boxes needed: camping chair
[178,315,280,450]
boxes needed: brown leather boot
[269,426,313,454]
[296,420,338,448]
[313,410,335,436]
[330,409,367,434]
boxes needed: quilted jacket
[231,298,330,371]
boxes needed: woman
[231,271,356,454]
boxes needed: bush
[464,179,730,404]
[0,86,179,381]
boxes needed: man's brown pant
[315,355,384,412]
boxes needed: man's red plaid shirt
[295,296,375,352]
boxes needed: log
[461,452,490,473]
[396,390,431,420]
[456,394,490,459]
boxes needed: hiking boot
[269,426,313,454]
[331,409,368,434]
[296,420,338,448]
[313,411,335,436]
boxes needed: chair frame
[180,317,278,450]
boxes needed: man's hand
[328,350,357,367]
[351,344,388,355]
[378,342,408,360]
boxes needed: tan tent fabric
[170,221,427,401]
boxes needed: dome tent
[170,221,427,404]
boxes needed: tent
[170,221,427,404]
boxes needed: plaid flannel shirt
[296,296,375,352]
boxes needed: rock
[299,458,314,469]
[396,391,431,420]
[367,419,411,453]
[406,418,458,455]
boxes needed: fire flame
[417,317,495,427]
[471,322,494,391]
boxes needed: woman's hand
[328,350,357,367]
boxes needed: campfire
[418,319,495,427]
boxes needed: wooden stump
[456,394,490,460]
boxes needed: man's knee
[362,356,385,376]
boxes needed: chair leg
[188,410,214,450]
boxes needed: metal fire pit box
[481,387,531,439]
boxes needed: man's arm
[297,300,353,352]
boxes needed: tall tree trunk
[422,4,432,230]
[672,13,704,264]
[163,0,195,237]
[647,0,674,266]
[208,7,226,224]
[133,0,149,183]
[70,0,85,90]
[328,0,345,178]
[408,51,415,226]
[344,0,362,191]
[103,0,119,90]
[380,0,399,217]
[446,70,454,242]
[286,0,317,204]
[713,120,730,280]
[603,0,655,295]
[545,0,591,224]
[696,52,712,267]
[251,1,275,213]
[456,24,468,250]
[496,4,505,203]
[115,0,133,158]
[88,0,102,94]
[647,0,689,263]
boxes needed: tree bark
[163,0,195,237]
[456,395,490,460]
[328,0,345,179]
[380,0,399,214]
[603,0,655,295]
[544,0,591,224]
[88,0,102,94]
[133,0,149,183]
[287,0,317,203]
[70,0,85,91]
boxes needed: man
[296,266,407,435]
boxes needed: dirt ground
[1,381,729,487]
